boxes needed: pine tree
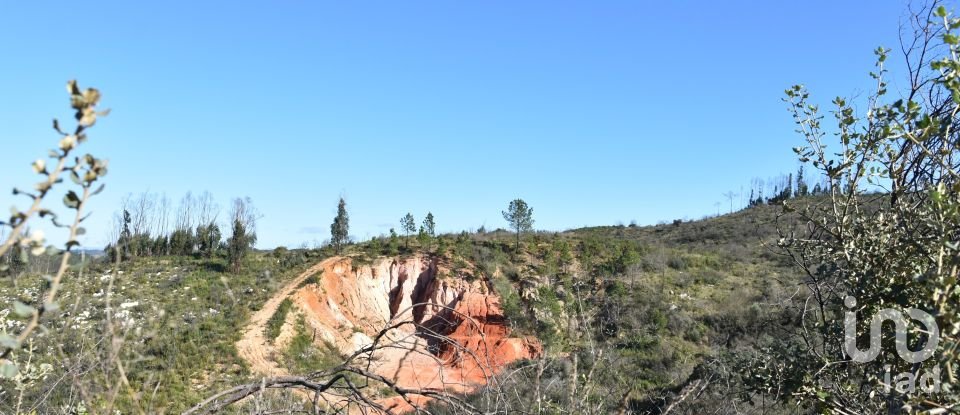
[400,213,416,249]
[422,212,436,237]
[119,210,132,261]
[422,212,436,250]
[502,199,534,251]
[330,198,349,254]
[796,165,809,196]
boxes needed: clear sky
[0,1,918,249]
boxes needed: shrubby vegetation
[741,3,960,412]
[1,246,317,413]
[3,2,959,413]
[266,298,293,341]
[280,314,343,374]
[332,192,802,412]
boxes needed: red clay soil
[435,293,542,378]
[287,256,542,412]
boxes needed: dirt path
[236,259,330,378]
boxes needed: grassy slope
[0,200,810,413]
[0,250,320,413]
[418,201,807,412]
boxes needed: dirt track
[236,259,330,378]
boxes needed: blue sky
[0,1,916,248]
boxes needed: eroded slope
[242,255,540,411]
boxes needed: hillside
[9,1,960,413]
[3,199,815,413]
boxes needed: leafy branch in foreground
[186,303,491,415]
[0,80,108,371]
[751,2,960,413]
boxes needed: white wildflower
[59,135,77,151]
[31,159,46,174]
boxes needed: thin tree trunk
[569,351,578,407]
[535,358,544,413]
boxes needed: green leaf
[63,191,80,209]
[12,301,35,318]
[0,333,19,349]
[937,5,948,17]
[0,362,17,379]
[44,301,60,313]
[90,183,106,196]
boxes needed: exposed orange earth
[240,255,541,413]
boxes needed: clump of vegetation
[226,198,258,273]
[281,315,342,374]
[296,269,322,289]
[266,298,293,341]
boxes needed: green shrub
[694,269,724,285]
[296,270,322,289]
[265,298,293,341]
[492,275,523,329]
[667,256,687,270]
[282,316,342,373]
